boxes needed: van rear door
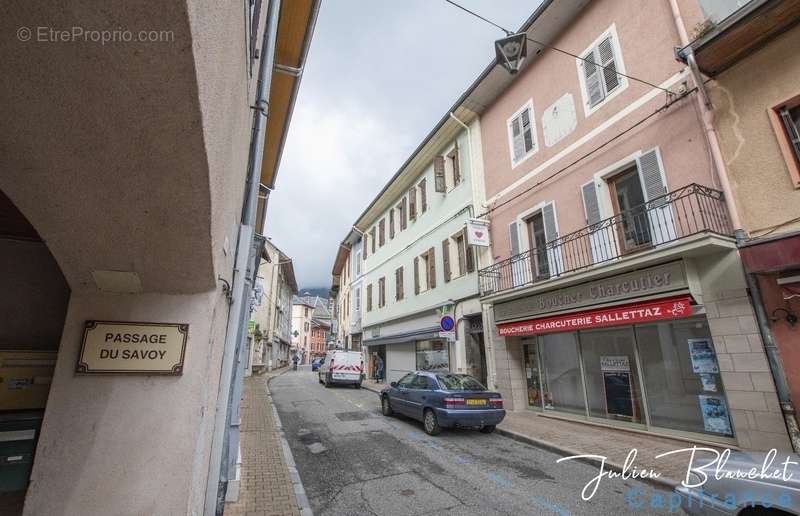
[330,351,362,381]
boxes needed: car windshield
[435,374,486,391]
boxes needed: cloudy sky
[266,0,538,289]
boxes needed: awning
[497,296,693,337]
[739,231,800,273]
[363,327,441,346]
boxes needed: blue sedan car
[311,357,324,371]
[380,371,505,435]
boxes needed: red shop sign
[497,296,693,337]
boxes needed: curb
[495,426,679,491]
[361,383,383,395]
[266,371,314,516]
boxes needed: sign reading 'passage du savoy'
[76,321,188,375]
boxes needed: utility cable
[443,0,672,93]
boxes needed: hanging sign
[465,219,491,247]
[76,321,188,375]
[497,296,692,337]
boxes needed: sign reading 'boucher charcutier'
[77,321,188,375]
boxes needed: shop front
[489,258,790,447]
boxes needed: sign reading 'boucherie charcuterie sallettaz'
[496,296,692,337]
[76,321,188,375]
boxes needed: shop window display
[539,333,586,415]
[416,340,450,371]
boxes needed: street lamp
[495,32,527,75]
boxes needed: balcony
[479,184,733,297]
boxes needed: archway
[0,189,70,514]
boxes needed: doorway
[607,166,652,253]
[0,190,69,513]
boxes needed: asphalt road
[271,368,676,516]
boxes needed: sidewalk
[361,380,719,487]
[225,368,307,516]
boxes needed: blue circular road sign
[440,315,455,332]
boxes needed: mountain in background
[297,287,329,299]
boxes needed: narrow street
[271,368,672,516]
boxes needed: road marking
[529,495,571,516]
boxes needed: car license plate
[466,399,487,406]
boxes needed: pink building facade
[476,0,792,451]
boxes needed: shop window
[415,340,450,371]
[539,333,586,416]
[579,326,645,424]
[635,319,733,437]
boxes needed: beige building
[0,0,319,514]
[331,239,354,349]
[291,299,315,363]
[681,0,800,449]
[248,240,298,374]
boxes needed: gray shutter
[414,257,420,295]
[521,109,533,153]
[597,36,619,93]
[434,156,446,192]
[442,239,451,282]
[509,221,520,256]
[428,247,436,289]
[582,49,604,107]
[637,149,667,207]
[542,203,558,243]
[581,181,601,225]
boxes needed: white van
[318,350,363,388]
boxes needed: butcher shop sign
[76,321,188,375]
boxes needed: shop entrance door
[522,342,543,409]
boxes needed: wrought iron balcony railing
[479,183,733,296]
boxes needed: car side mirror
[390,382,398,388]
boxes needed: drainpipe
[668,0,800,451]
[205,0,281,513]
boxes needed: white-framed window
[507,99,538,167]
[576,24,628,117]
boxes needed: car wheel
[479,425,496,434]
[381,396,393,416]
[423,409,441,436]
[354,383,361,389]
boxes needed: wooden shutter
[389,209,395,239]
[400,199,408,230]
[442,239,451,282]
[451,142,461,185]
[582,49,604,107]
[363,234,368,259]
[509,221,520,256]
[597,36,619,94]
[366,284,372,311]
[434,156,446,192]
[379,218,385,246]
[409,187,416,221]
[370,227,376,253]
[637,148,667,207]
[379,277,385,307]
[419,179,427,213]
[396,266,403,300]
[581,181,602,225]
[427,247,436,289]
[414,256,420,294]
[464,228,475,273]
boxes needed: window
[355,251,361,276]
[398,199,408,231]
[416,340,450,371]
[443,230,475,282]
[434,156,446,192]
[770,98,800,188]
[507,101,537,166]
[408,186,417,221]
[304,307,308,317]
[379,218,385,247]
[366,283,373,312]
[378,277,386,308]
[370,227,376,254]
[419,179,428,213]
[354,287,361,312]
[577,25,627,115]
[447,142,461,187]
[389,209,395,239]
[414,248,436,294]
[395,266,404,301]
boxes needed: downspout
[669,0,800,451]
[205,0,282,513]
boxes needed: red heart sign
[475,231,484,238]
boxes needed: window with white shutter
[578,25,627,115]
[507,100,537,166]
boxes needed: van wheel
[423,409,441,436]
[324,373,331,388]
[480,425,496,434]
[318,374,323,384]
[381,396,393,416]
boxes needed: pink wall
[479,0,717,261]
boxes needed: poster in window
[698,395,733,436]
[700,373,717,392]
[603,372,634,419]
[689,338,719,374]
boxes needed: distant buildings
[292,294,332,362]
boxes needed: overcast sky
[266,0,538,289]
